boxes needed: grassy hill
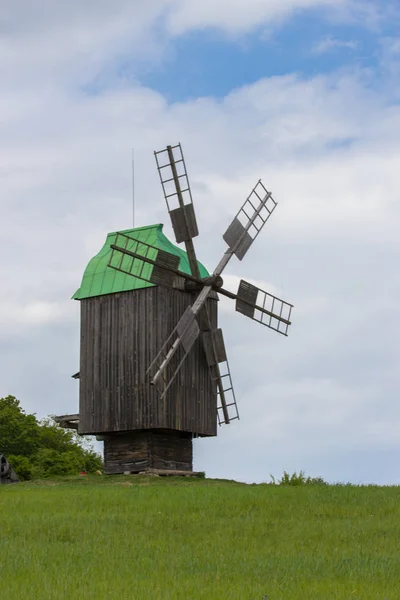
[2,475,400,599]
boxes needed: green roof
[73,223,210,300]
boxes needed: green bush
[270,471,327,486]
[6,455,32,481]
[0,395,103,479]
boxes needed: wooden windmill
[58,144,293,475]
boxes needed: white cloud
[164,0,349,35]
[312,35,358,53]
[0,301,75,332]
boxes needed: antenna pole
[132,148,135,228]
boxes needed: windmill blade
[154,144,201,278]
[147,301,239,424]
[108,232,183,288]
[202,328,239,425]
[154,144,198,244]
[235,279,293,336]
[147,305,201,398]
[216,362,239,426]
[223,180,277,261]
[148,283,214,390]
[201,327,227,366]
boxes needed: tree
[0,396,40,457]
[0,396,102,480]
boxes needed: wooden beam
[123,468,203,477]
[145,468,203,477]
[54,414,79,422]
[54,414,80,431]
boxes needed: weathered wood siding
[103,430,193,474]
[78,286,217,436]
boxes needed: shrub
[7,455,33,481]
[0,395,103,479]
[270,471,327,486]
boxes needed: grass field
[1,476,400,599]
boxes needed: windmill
[57,144,293,475]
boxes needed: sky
[1,0,399,484]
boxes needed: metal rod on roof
[132,148,135,228]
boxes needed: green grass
[1,476,400,599]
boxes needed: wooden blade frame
[147,306,200,399]
[155,144,201,279]
[202,327,239,425]
[155,144,198,243]
[236,279,293,336]
[223,180,277,260]
[108,232,181,288]
[216,360,239,426]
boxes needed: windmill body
[73,224,218,473]
[57,144,293,476]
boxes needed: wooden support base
[126,468,202,477]
[103,430,193,475]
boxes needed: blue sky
[84,6,398,102]
[1,0,400,484]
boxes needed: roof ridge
[106,223,163,237]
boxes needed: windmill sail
[154,144,199,244]
[155,144,201,279]
[236,279,293,336]
[108,232,182,288]
[108,145,292,428]
[223,180,277,260]
[202,328,239,425]
[216,362,239,426]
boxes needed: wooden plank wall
[103,430,193,474]
[79,287,218,436]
